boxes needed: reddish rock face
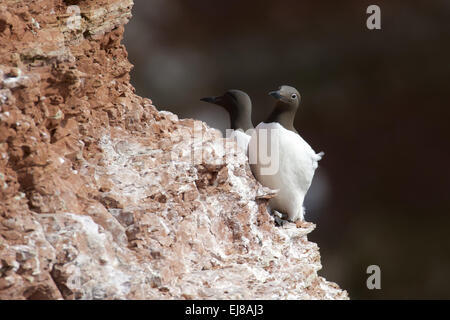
[0,0,348,299]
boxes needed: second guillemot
[201,89,254,154]
[248,85,324,223]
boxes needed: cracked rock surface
[0,0,348,299]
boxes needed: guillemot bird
[248,85,324,223]
[200,90,254,154]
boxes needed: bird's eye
[291,94,297,99]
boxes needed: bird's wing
[283,130,317,186]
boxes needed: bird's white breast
[229,129,252,155]
[248,122,321,221]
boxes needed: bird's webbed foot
[272,210,289,227]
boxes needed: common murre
[248,85,324,223]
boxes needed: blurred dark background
[123,0,450,299]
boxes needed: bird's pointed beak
[269,90,282,100]
[200,96,218,104]
[200,95,226,106]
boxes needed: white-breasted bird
[248,85,324,223]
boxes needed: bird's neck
[266,103,297,133]
[229,108,253,131]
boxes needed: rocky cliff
[0,0,348,299]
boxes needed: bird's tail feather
[316,151,325,160]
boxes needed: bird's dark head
[269,85,301,111]
[200,89,251,114]
[200,89,253,131]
